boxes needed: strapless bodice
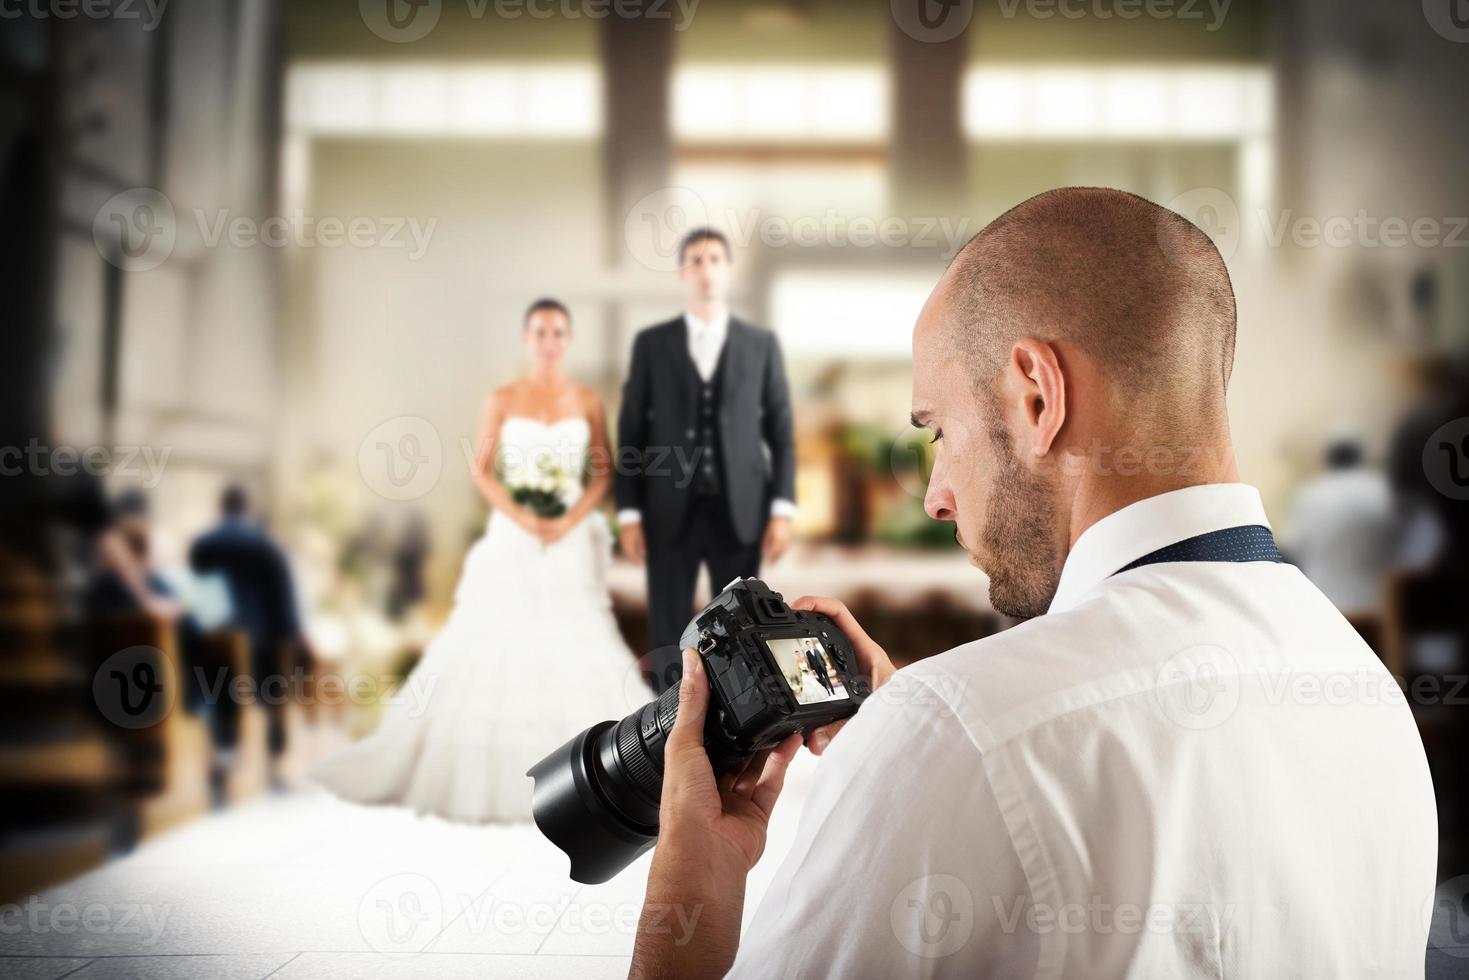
[497,416,592,505]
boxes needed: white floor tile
[0,958,94,980]
[67,953,296,980]
[273,952,630,980]
[9,740,827,977]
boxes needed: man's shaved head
[912,188,1242,618]
[945,187,1237,418]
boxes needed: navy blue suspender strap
[1113,524,1284,576]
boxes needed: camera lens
[526,682,682,884]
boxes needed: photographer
[629,189,1437,978]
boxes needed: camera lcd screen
[764,637,849,705]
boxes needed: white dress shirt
[728,484,1437,978]
[617,310,796,528]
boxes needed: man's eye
[929,429,943,444]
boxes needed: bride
[313,298,642,822]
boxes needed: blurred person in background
[312,299,634,822]
[616,229,797,693]
[86,490,207,717]
[1287,438,1395,614]
[84,490,180,622]
[386,513,430,622]
[190,484,308,786]
[1390,354,1469,572]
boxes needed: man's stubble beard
[979,419,1063,620]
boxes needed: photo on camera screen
[765,637,848,705]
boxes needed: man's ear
[1006,338,1066,457]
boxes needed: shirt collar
[1047,483,1272,614]
[684,309,730,339]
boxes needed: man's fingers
[750,734,802,817]
[791,596,871,647]
[804,720,847,756]
[730,748,772,798]
[790,595,891,687]
[717,754,755,794]
[665,648,708,756]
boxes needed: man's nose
[924,470,955,523]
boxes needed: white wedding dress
[313,417,645,822]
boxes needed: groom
[617,228,796,693]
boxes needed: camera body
[680,578,869,768]
[527,578,870,883]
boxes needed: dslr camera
[527,578,870,883]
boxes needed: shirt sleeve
[617,509,642,526]
[726,671,1039,980]
[770,499,796,520]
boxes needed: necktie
[1115,525,1284,575]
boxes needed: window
[673,65,887,143]
[964,66,1272,141]
[285,63,601,138]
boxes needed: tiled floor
[1,752,821,980]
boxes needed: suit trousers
[642,494,764,693]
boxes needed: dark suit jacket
[189,519,301,661]
[616,316,796,546]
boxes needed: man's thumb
[668,648,708,751]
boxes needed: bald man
[629,189,1437,978]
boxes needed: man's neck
[1064,440,1241,551]
[686,301,728,326]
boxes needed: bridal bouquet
[502,457,571,519]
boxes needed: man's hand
[621,521,646,564]
[631,648,802,980]
[762,516,792,564]
[661,647,803,870]
[790,596,897,756]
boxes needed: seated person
[85,490,206,715]
[629,189,1437,979]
